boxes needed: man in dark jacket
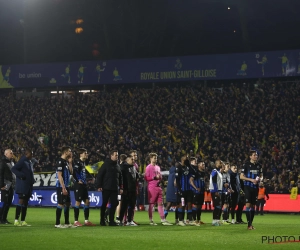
[0,149,15,224]
[119,154,139,226]
[97,150,123,226]
[11,149,35,226]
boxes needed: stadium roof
[0,0,300,65]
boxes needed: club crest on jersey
[184,167,189,175]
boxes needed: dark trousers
[230,192,238,220]
[236,196,245,222]
[119,191,136,223]
[0,187,14,221]
[256,199,265,215]
[101,190,118,223]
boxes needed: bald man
[0,149,15,224]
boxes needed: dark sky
[1,0,300,65]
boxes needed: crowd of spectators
[1,80,300,194]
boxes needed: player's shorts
[56,187,71,205]
[282,63,287,68]
[211,192,222,208]
[65,73,70,78]
[180,190,193,204]
[244,186,258,205]
[78,73,83,78]
[3,76,9,81]
[192,193,204,206]
[221,192,230,205]
[74,183,89,202]
[148,186,163,204]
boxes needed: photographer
[256,182,269,215]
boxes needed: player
[221,163,232,225]
[175,154,193,226]
[189,159,206,226]
[78,64,86,84]
[73,148,96,226]
[278,53,289,75]
[96,63,105,83]
[3,67,11,83]
[55,146,76,228]
[113,67,122,81]
[145,153,172,226]
[257,55,267,76]
[237,61,247,76]
[209,160,223,226]
[61,65,71,83]
[240,150,262,230]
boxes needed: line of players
[163,150,262,229]
[54,145,261,229]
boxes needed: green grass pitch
[1,208,300,250]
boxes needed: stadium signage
[11,190,102,207]
[1,49,300,88]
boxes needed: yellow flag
[194,135,198,154]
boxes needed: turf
[1,208,299,250]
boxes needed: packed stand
[0,80,300,193]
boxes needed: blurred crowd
[1,80,300,194]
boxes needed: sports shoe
[126,221,138,226]
[178,221,186,226]
[149,221,157,226]
[100,221,106,226]
[55,224,68,228]
[65,223,77,228]
[108,221,118,226]
[195,222,200,227]
[14,221,21,226]
[20,221,31,227]
[161,220,173,226]
[247,226,254,230]
[74,221,83,227]
[251,225,256,229]
[132,221,140,225]
[223,221,231,225]
[200,221,205,225]
[1,220,11,224]
[84,221,96,226]
[212,222,220,226]
[188,221,197,226]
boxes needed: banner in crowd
[1,49,300,88]
[0,190,102,207]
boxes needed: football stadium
[1,1,300,249]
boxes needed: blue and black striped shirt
[241,161,262,189]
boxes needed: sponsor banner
[168,194,300,212]
[33,173,56,187]
[0,190,102,207]
[1,49,300,88]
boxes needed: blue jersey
[190,166,205,194]
[176,163,191,192]
[56,158,70,188]
[241,161,262,189]
[73,159,86,185]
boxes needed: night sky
[1,0,300,65]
